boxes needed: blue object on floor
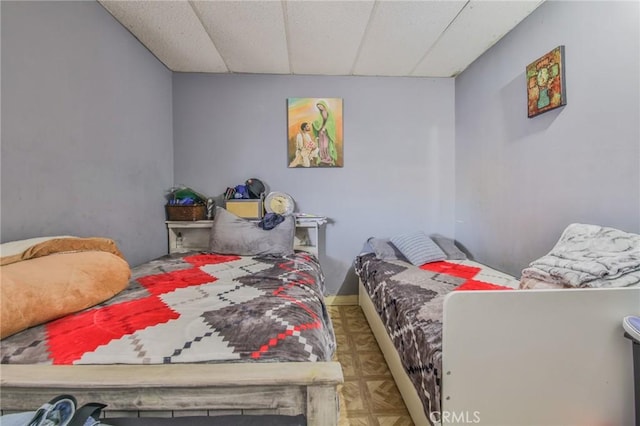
[624,316,640,343]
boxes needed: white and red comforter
[1,251,335,365]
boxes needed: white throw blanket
[521,223,640,288]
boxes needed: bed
[356,226,640,425]
[0,208,342,425]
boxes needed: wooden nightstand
[166,220,214,253]
[292,219,326,258]
[165,217,327,259]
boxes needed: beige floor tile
[358,351,391,377]
[340,415,375,426]
[335,333,352,353]
[376,415,415,426]
[345,315,373,333]
[331,316,346,331]
[365,379,407,412]
[340,380,367,412]
[342,305,366,319]
[327,305,341,317]
[331,305,413,426]
[335,351,359,378]
[350,332,380,352]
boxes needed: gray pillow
[430,233,467,260]
[367,237,408,262]
[390,231,446,266]
[209,207,294,256]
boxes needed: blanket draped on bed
[521,223,640,288]
[1,251,335,365]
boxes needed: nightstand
[166,220,214,254]
[293,219,326,258]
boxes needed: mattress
[1,251,335,365]
[355,253,518,421]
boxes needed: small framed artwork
[526,45,567,118]
[287,98,343,168]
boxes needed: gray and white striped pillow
[390,231,446,266]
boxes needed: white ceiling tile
[354,0,466,76]
[99,0,543,77]
[191,1,290,74]
[285,0,376,75]
[99,0,227,73]
[412,0,545,77]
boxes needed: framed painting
[526,45,567,118]
[287,98,343,168]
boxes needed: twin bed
[356,224,640,425]
[0,208,342,424]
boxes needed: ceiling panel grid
[99,0,545,77]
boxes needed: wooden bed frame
[359,281,639,425]
[0,362,343,424]
[1,234,343,424]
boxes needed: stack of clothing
[520,223,640,289]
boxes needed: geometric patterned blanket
[1,251,336,365]
[355,254,517,424]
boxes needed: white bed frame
[0,362,342,424]
[359,281,639,425]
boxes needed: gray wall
[1,1,174,266]
[173,74,456,294]
[455,0,640,277]
[5,0,636,293]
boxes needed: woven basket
[165,205,206,221]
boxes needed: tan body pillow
[0,251,131,339]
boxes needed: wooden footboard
[0,362,343,425]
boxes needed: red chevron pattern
[36,253,334,365]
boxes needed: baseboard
[325,295,358,306]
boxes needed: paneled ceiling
[99,0,544,78]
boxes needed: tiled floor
[328,305,415,426]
